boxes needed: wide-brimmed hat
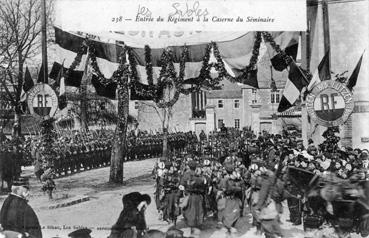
[68,228,92,238]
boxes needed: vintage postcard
[0,0,368,238]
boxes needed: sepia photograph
[0,0,368,237]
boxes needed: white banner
[55,0,306,32]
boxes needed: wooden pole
[322,0,331,79]
[41,0,48,83]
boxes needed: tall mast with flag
[41,0,48,83]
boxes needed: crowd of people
[154,128,369,238]
[1,126,369,238]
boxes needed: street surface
[0,159,362,238]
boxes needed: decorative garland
[65,41,87,82]
[156,47,184,108]
[262,32,292,66]
[39,118,57,168]
[81,32,293,102]
[144,45,154,85]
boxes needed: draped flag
[278,61,310,112]
[53,26,300,87]
[307,50,330,91]
[91,76,117,100]
[49,62,83,87]
[346,52,364,91]
[270,42,299,72]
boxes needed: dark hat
[68,228,92,238]
[12,177,29,189]
[122,192,142,207]
[140,193,151,205]
[188,160,197,169]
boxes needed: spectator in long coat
[255,170,283,238]
[109,192,151,238]
[0,178,42,238]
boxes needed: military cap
[68,228,92,238]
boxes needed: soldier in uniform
[180,160,206,236]
[218,162,244,233]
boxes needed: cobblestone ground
[0,159,362,238]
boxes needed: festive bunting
[91,76,117,100]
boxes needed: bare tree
[139,100,173,157]
[0,0,51,136]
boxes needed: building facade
[136,49,303,136]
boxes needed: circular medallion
[306,80,354,127]
[27,84,58,120]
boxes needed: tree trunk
[109,67,129,183]
[80,52,90,131]
[13,53,24,138]
[80,88,88,131]
[12,111,21,137]
[162,127,168,158]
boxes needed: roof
[277,108,302,118]
[206,79,242,99]
[206,90,242,99]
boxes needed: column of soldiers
[153,128,369,238]
[0,129,198,178]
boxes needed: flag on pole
[278,61,310,112]
[57,63,68,110]
[37,63,44,83]
[307,50,330,91]
[346,52,364,91]
[20,67,34,102]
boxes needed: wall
[136,94,192,133]
[207,97,243,129]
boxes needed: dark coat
[0,194,42,238]
[109,194,147,238]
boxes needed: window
[234,99,240,108]
[252,89,257,104]
[234,119,240,129]
[134,101,139,109]
[218,119,224,128]
[191,91,206,118]
[271,90,280,103]
[218,100,224,108]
